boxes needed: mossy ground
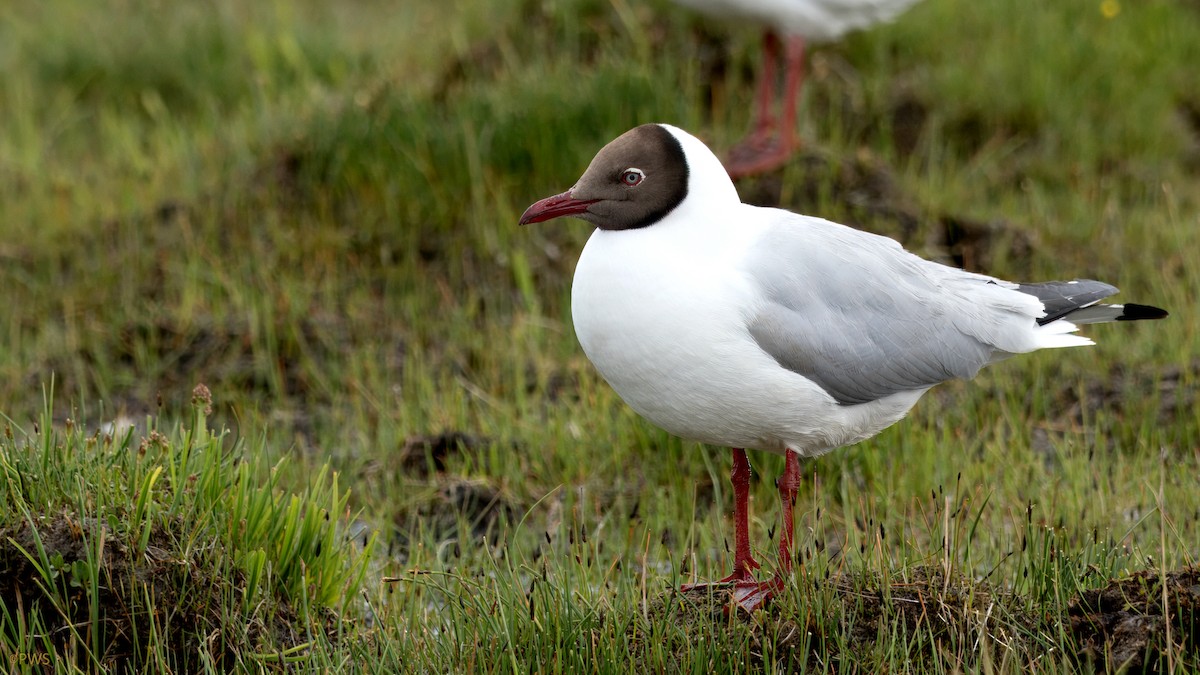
[2,0,1199,671]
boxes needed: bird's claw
[731,576,785,613]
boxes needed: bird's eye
[620,168,644,187]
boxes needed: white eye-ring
[620,168,645,187]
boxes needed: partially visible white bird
[519,123,1167,612]
[674,0,923,177]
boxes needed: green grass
[1,0,1199,671]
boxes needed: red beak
[518,191,598,225]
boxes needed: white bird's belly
[571,227,927,456]
[672,0,921,41]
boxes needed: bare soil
[632,565,1200,672]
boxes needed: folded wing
[744,213,1081,405]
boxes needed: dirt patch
[0,514,248,670]
[398,431,488,477]
[432,0,645,103]
[1181,99,1200,130]
[1070,567,1200,673]
[367,431,520,558]
[436,478,515,532]
[631,564,1200,670]
[937,213,1036,276]
[0,512,340,670]
[1051,360,1198,431]
[1176,99,1200,174]
[890,94,930,160]
[51,313,353,418]
[738,148,1036,275]
[631,565,1042,670]
[389,477,518,562]
[530,366,581,404]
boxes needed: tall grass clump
[0,384,375,672]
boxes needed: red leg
[776,448,802,574]
[778,35,806,157]
[726,448,762,581]
[750,32,781,141]
[732,450,802,612]
[682,448,760,590]
[725,31,805,179]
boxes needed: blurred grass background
[1,0,1199,671]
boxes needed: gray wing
[1016,280,1116,325]
[745,214,1038,406]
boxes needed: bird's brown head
[518,124,689,231]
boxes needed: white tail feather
[1035,319,1095,349]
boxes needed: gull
[674,0,922,177]
[519,123,1167,611]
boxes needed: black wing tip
[1117,303,1169,321]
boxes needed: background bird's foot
[724,134,797,179]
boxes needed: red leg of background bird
[725,31,799,179]
[732,450,802,612]
[751,31,781,141]
[682,448,760,590]
[778,35,807,156]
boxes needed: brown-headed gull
[675,0,922,177]
[519,124,1167,612]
